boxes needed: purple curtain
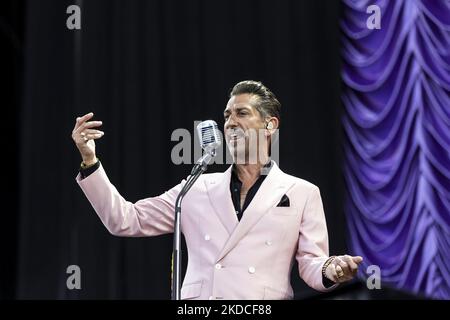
[341,0,450,299]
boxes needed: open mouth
[227,128,245,142]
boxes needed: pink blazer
[76,162,337,299]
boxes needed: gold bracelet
[322,256,336,278]
[80,157,99,169]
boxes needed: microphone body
[172,120,221,300]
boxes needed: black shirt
[79,160,101,179]
[230,161,272,221]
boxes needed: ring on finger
[80,132,88,142]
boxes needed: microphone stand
[171,151,215,300]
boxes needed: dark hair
[230,80,281,124]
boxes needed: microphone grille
[197,120,222,152]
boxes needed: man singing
[72,80,363,299]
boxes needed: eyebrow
[223,106,252,116]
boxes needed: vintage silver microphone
[172,120,221,300]
[191,120,222,174]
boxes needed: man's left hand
[325,255,363,283]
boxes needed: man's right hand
[71,112,104,166]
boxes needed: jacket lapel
[204,165,238,236]
[215,162,294,262]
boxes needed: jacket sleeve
[295,186,338,292]
[76,163,184,237]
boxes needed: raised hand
[71,112,104,165]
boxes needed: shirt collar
[231,159,273,182]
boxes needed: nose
[225,114,238,130]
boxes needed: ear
[265,117,279,136]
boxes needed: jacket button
[215,263,222,269]
[248,266,256,274]
[265,240,272,246]
[204,234,210,241]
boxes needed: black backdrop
[3,0,346,299]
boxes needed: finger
[334,265,344,282]
[328,263,338,282]
[352,256,363,264]
[79,134,103,143]
[343,255,358,274]
[73,112,94,131]
[83,133,104,141]
[82,129,104,135]
[334,257,351,276]
[75,120,103,133]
